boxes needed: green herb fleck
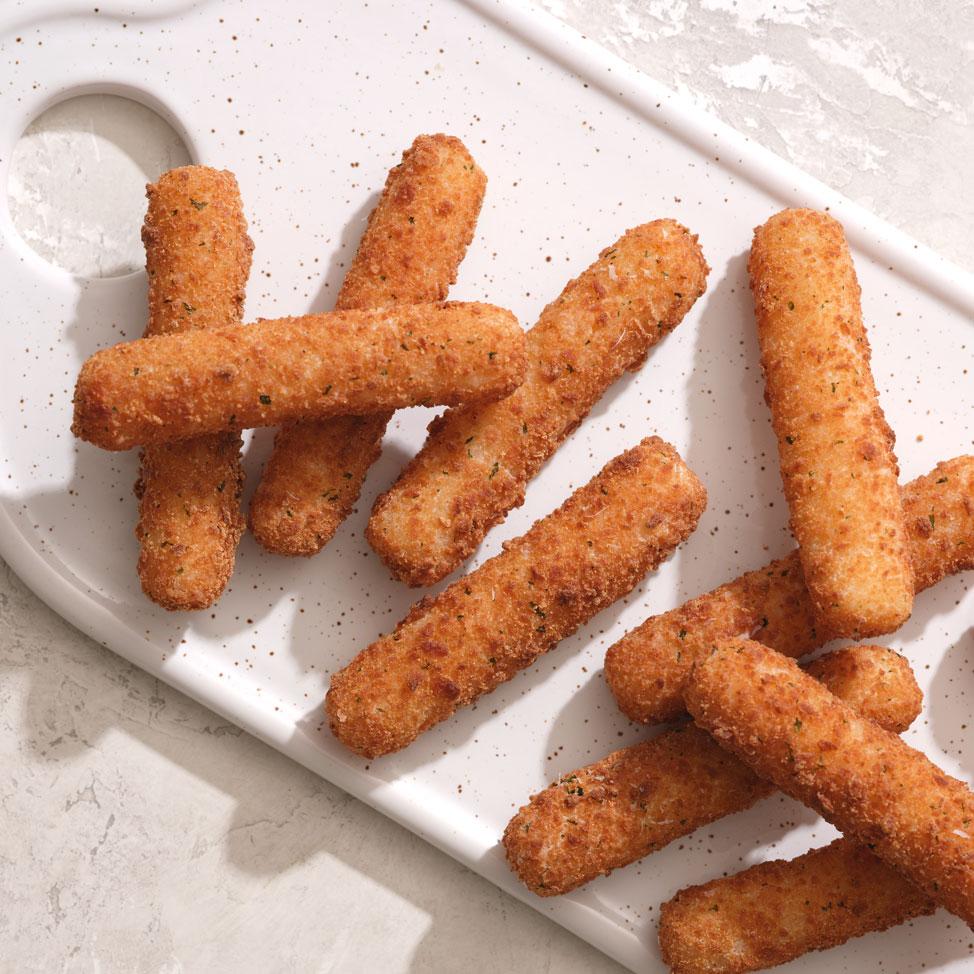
[929,513,936,529]
[936,476,948,484]
[182,302,196,314]
[216,480,226,493]
[678,628,687,640]
[794,718,803,731]
[788,301,795,310]
[488,351,497,360]
[259,394,272,405]
[785,435,795,445]
[488,461,499,479]
[323,384,332,396]
[132,367,141,376]
[190,198,208,210]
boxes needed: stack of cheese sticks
[70,135,974,972]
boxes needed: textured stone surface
[540,0,974,269]
[2,3,969,972]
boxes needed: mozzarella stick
[367,220,709,586]
[686,639,974,926]
[135,166,253,610]
[658,837,935,974]
[605,455,974,725]
[327,437,706,758]
[71,302,525,451]
[503,645,920,896]
[250,134,486,556]
[750,208,912,638]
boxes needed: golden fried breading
[250,135,486,556]
[503,645,919,896]
[135,166,253,610]
[749,208,912,638]
[366,220,709,586]
[658,837,935,974]
[327,437,706,758]
[605,455,974,725]
[686,639,974,926]
[72,302,525,451]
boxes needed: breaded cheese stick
[327,437,706,758]
[686,639,974,926]
[135,166,253,610]
[750,208,912,638]
[250,135,486,556]
[658,837,935,974]
[605,455,974,725]
[503,645,920,896]
[367,220,709,586]
[72,302,525,451]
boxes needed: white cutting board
[1,2,972,970]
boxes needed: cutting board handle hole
[6,92,192,279]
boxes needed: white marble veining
[2,2,971,972]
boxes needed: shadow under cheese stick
[658,837,935,974]
[367,219,709,587]
[502,645,920,896]
[71,302,525,451]
[135,166,253,610]
[327,437,706,758]
[686,639,974,927]
[750,208,913,638]
[250,134,486,557]
[604,455,974,726]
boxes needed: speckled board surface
[0,2,972,970]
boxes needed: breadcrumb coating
[72,302,525,450]
[135,166,253,610]
[605,455,974,725]
[749,208,913,637]
[686,639,974,926]
[250,134,486,556]
[502,645,919,896]
[658,837,934,974]
[367,219,708,586]
[327,437,706,758]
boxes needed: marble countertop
[2,2,971,972]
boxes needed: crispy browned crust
[906,456,974,591]
[502,645,920,896]
[327,437,706,758]
[250,135,486,556]
[604,455,974,725]
[749,208,913,638]
[135,166,253,610]
[366,220,709,586]
[686,639,974,926]
[72,302,525,451]
[658,837,935,974]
